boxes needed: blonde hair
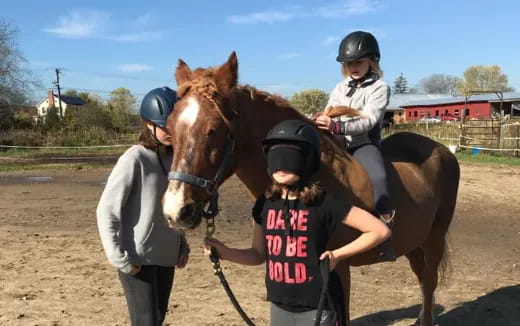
[341,56,383,79]
[265,181,325,206]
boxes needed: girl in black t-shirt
[204,120,390,326]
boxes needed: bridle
[166,91,256,325]
[167,131,235,234]
[167,90,238,233]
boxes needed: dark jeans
[270,303,336,326]
[118,265,175,326]
[348,143,391,215]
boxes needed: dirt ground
[0,163,519,326]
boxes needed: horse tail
[438,234,451,286]
[432,143,459,286]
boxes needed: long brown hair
[341,56,383,79]
[138,122,172,153]
[265,180,325,205]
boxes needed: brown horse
[163,52,460,326]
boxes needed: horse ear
[215,51,238,93]
[175,59,193,86]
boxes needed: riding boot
[378,210,396,262]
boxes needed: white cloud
[136,13,154,27]
[108,31,164,42]
[277,53,301,60]
[117,64,153,73]
[43,9,164,42]
[227,1,382,25]
[228,11,296,24]
[43,10,108,39]
[322,35,340,46]
[318,0,381,18]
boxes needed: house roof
[387,93,449,111]
[59,95,86,105]
[400,92,520,108]
[36,93,87,107]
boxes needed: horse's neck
[231,87,373,209]
[232,88,302,197]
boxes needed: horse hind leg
[405,247,428,324]
[416,226,449,326]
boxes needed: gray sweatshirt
[326,74,391,148]
[97,145,185,271]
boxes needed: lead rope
[206,209,255,326]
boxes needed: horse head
[163,52,240,229]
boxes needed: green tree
[43,106,61,130]
[456,65,514,95]
[62,91,113,130]
[108,87,136,130]
[421,74,460,95]
[290,89,329,115]
[393,73,408,94]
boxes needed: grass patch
[455,152,520,166]
[0,162,114,172]
[0,146,128,157]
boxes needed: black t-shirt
[252,192,351,312]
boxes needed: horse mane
[235,85,292,110]
[177,67,224,112]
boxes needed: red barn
[400,92,520,122]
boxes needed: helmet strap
[152,125,168,176]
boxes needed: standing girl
[313,31,395,261]
[204,120,390,326]
[97,87,190,325]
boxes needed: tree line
[1,19,517,126]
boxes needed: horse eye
[206,129,216,136]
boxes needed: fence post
[516,122,520,157]
[498,120,504,150]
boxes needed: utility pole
[53,68,63,119]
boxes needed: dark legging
[118,265,175,326]
[348,143,391,215]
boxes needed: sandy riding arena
[0,163,519,325]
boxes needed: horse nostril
[180,204,194,218]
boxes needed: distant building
[400,92,520,122]
[386,94,449,124]
[36,90,86,120]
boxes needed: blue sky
[3,0,520,104]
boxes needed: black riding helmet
[262,120,321,179]
[140,87,178,128]
[336,31,380,63]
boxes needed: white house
[36,90,86,119]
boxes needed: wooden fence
[388,119,520,157]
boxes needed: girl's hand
[121,264,141,275]
[313,115,333,132]
[203,237,227,259]
[319,250,339,271]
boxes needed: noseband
[168,132,235,221]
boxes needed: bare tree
[456,65,514,95]
[420,74,459,96]
[0,20,39,129]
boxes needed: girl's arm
[321,206,391,269]
[204,220,266,266]
[96,152,139,272]
[339,83,390,135]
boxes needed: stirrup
[379,209,396,227]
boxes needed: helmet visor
[267,144,305,176]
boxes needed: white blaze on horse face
[163,96,200,225]
[163,182,186,224]
[179,96,200,128]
